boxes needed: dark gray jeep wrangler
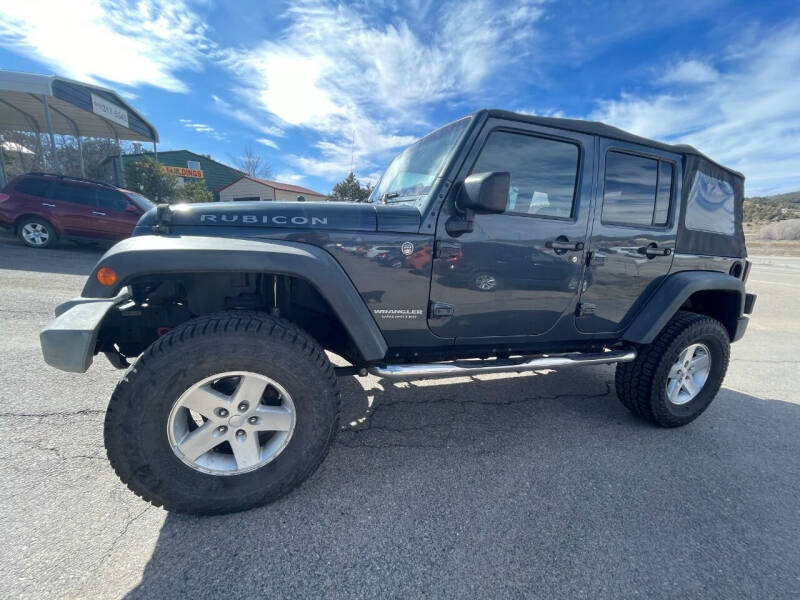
[41,110,756,514]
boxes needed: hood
[135,201,421,235]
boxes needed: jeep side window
[685,171,735,235]
[471,131,579,219]
[602,151,673,227]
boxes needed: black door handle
[546,239,584,252]
[638,245,672,258]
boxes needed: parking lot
[1,230,799,599]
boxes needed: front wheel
[615,311,730,427]
[104,311,340,515]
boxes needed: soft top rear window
[685,172,735,235]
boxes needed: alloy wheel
[21,222,50,246]
[665,343,711,405]
[167,371,296,475]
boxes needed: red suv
[0,173,154,248]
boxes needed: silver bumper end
[40,294,127,373]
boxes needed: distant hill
[744,190,800,223]
[746,190,800,204]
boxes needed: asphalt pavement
[1,231,799,599]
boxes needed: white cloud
[211,94,285,138]
[257,138,279,150]
[179,118,226,140]
[591,23,800,194]
[217,0,545,180]
[273,172,305,184]
[0,0,211,93]
[660,60,719,84]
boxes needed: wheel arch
[622,271,745,344]
[86,235,388,363]
[14,213,61,235]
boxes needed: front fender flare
[82,235,388,362]
[622,271,745,344]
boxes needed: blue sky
[0,0,797,195]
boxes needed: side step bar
[369,348,637,379]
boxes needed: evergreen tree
[328,172,372,202]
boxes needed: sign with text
[91,93,129,129]
[163,165,204,178]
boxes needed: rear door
[428,118,595,340]
[577,139,680,333]
[49,181,99,238]
[94,188,140,240]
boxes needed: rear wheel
[471,271,500,291]
[104,311,340,515]
[615,311,730,427]
[17,217,57,248]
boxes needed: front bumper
[40,293,128,373]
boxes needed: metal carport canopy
[0,69,158,177]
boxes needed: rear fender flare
[82,235,388,362]
[623,271,745,344]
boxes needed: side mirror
[457,172,510,213]
[446,172,509,236]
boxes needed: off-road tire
[104,311,340,515]
[17,216,57,248]
[615,311,730,427]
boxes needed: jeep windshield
[369,117,471,207]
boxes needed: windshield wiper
[380,192,399,204]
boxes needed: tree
[231,144,272,178]
[123,156,177,203]
[328,171,373,202]
[174,179,213,203]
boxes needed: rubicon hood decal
[199,214,329,226]
[135,201,421,234]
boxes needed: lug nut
[217,408,229,418]
[217,425,227,433]
[238,402,249,412]
[236,429,246,438]
[248,416,258,424]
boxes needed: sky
[0,0,797,196]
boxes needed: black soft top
[480,109,747,258]
[483,109,744,179]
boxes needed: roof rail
[25,172,118,189]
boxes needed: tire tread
[104,310,340,515]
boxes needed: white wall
[219,178,275,202]
[220,178,326,202]
[274,188,326,202]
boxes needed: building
[120,150,243,201]
[219,175,326,202]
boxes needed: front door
[576,139,680,333]
[94,188,141,240]
[428,119,595,340]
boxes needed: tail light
[0,193,9,203]
[742,260,752,284]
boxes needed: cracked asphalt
[1,230,800,599]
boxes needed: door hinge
[575,302,597,317]
[429,301,455,318]
[435,241,462,259]
[586,251,605,267]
